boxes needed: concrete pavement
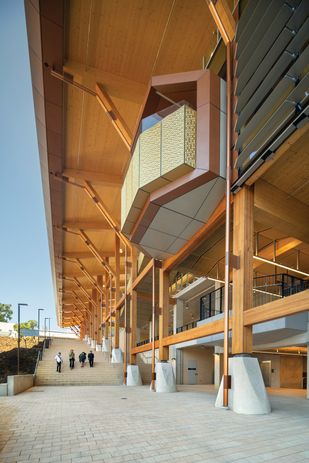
[0,385,309,463]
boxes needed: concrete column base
[83,336,88,342]
[155,362,176,393]
[111,348,123,363]
[215,356,271,415]
[127,365,142,386]
[95,344,102,352]
[102,338,110,353]
[90,339,96,349]
[87,338,91,345]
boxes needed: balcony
[175,273,308,333]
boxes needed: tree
[0,303,13,322]
[13,320,38,347]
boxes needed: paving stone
[0,385,309,463]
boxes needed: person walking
[79,351,86,367]
[88,350,94,367]
[55,352,63,372]
[69,349,75,369]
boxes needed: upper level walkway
[0,385,309,463]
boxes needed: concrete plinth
[83,336,88,342]
[90,340,96,349]
[127,365,142,386]
[111,348,123,363]
[102,338,110,353]
[155,362,176,393]
[0,383,8,396]
[87,338,91,345]
[95,344,102,352]
[215,356,271,415]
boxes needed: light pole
[44,317,48,341]
[37,308,44,343]
[48,317,51,338]
[17,303,28,375]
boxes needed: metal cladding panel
[237,1,292,78]
[121,105,197,234]
[237,72,309,170]
[139,122,161,189]
[236,4,294,95]
[161,105,185,177]
[184,107,197,170]
[235,0,309,175]
[236,16,309,122]
[237,48,309,151]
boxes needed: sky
[0,0,60,331]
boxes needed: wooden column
[109,272,113,355]
[232,185,253,354]
[130,247,138,364]
[89,301,93,339]
[150,262,156,391]
[159,268,170,361]
[114,235,120,348]
[97,275,103,344]
[80,323,85,340]
[103,270,109,340]
[92,288,98,342]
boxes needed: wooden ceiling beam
[63,61,146,104]
[63,251,115,259]
[64,276,98,308]
[63,257,105,296]
[254,180,309,244]
[63,221,110,230]
[83,181,131,249]
[63,168,122,187]
[254,237,302,269]
[206,0,236,45]
[62,227,116,277]
[96,83,132,150]
[79,230,116,278]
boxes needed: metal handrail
[34,350,41,376]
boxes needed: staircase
[35,338,123,386]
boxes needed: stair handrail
[34,349,41,376]
[41,339,46,360]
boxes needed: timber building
[25,0,309,412]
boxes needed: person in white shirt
[55,352,63,372]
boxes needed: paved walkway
[0,385,309,463]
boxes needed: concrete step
[35,336,121,386]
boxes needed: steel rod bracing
[223,41,232,408]
[124,245,128,384]
[151,263,156,392]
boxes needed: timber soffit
[25,0,65,325]
[27,0,223,326]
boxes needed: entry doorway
[260,360,271,387]
[188,360,198,385]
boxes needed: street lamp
[44,317,51,344]
[44,317,48,341]
[37,308,44,342]
[17,303,28,375]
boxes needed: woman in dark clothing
[69,349,75,369]
[79,351,86,367]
